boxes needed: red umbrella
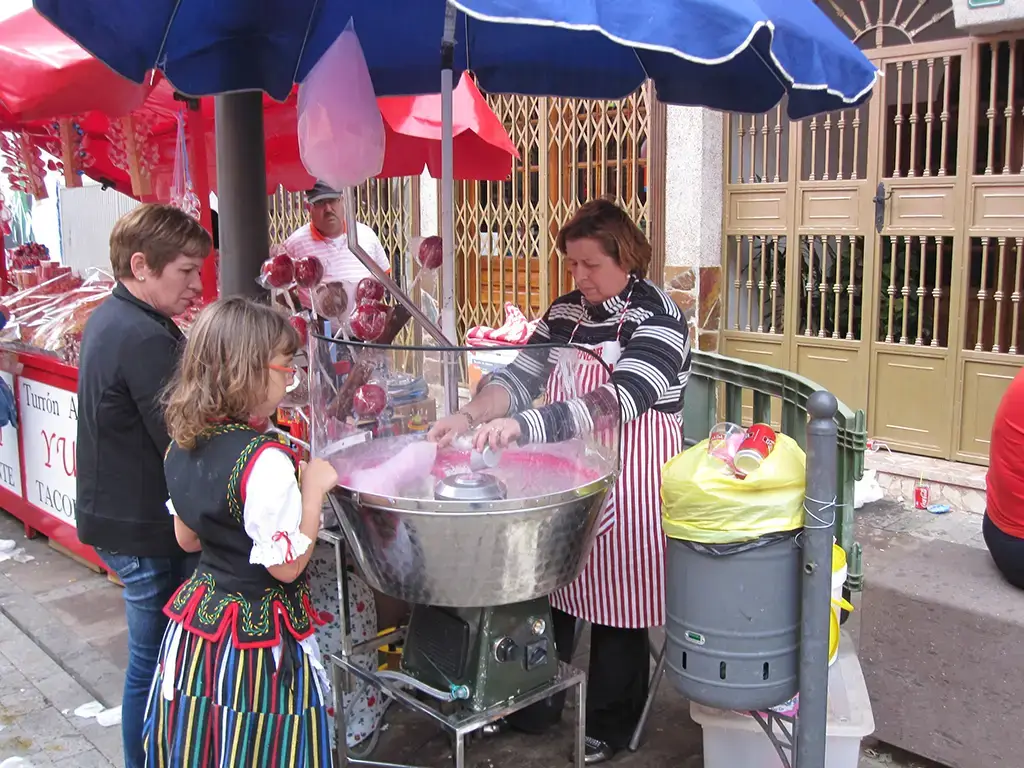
[378,74,518,179]
[0,9,153,124]
[0,9,517,201]
[206,73,518,192]
[4,77,517,199]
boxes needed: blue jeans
[98,550,198,768]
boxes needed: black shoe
[584,737,617,764]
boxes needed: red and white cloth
[466,302,539,347]
[546,337,682,630]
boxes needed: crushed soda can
[733,423,777,477]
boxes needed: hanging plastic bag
[661,433,806,544]
[169,111,200,220]
[297,19,385,189]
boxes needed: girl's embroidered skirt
[143,621,332,767]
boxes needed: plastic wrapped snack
[28,271,115,364]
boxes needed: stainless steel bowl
[326,475,614,607]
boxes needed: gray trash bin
[664,531,801,711]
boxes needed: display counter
[0,349,102,569]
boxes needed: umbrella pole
[214,92,269,298]
[439,2,460,416]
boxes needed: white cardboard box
[690,634,874,768]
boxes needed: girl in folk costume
[144,298,337,767]
[429,199,691,764]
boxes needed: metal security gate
[721,0,1024,463]
[268,178,418,280]
[451,86,665,334]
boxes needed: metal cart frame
[319,527,588,768]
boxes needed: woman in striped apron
[429,199,691,763]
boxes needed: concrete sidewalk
[0,508,936,768]
[0,612,121,767]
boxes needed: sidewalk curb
[0,592,123,709]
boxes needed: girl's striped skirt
[143,621,333,767]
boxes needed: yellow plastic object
[829,596,854,665]
[661,433,807,544]
[833,543,847,573]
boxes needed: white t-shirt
[283,223,391,316]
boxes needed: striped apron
[546,311,683,629]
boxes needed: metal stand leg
[453,732,465,768]
[333,659,351,767]
[573,675,587,768]
[628,635,667,752]
[750,711,795,768]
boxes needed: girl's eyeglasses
[268,364,296,380]
[270,364,301,393]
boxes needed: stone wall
[662,106,725,353]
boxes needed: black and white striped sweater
[489,276,691,444]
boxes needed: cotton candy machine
[324,432,614,711]
[325,434,614,607]
[310,332,619,764]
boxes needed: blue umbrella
[33,0,877,118]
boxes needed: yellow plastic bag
[661,433,806,544]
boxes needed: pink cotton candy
[346,440,438,496]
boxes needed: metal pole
[339,192,449,348]
[214,92,269,297]
[795,390,839,768]
[439,3,460,416]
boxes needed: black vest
[164,424,320,647]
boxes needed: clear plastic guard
[308,335,622,503]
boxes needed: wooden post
[57,119,82,188]
[119,116,151,197]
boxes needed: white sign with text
[0,372,22,496]
[20,378,77,526]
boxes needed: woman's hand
[427,412,472,447]
[474,418,522,452]
[300,458,338,496]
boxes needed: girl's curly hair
[164,297,300,449]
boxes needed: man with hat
[283,181,391,319]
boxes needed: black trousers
[507,608,651,750]
[983,513,1024,590]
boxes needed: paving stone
[51,747,116,767]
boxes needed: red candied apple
[355,277,386,305]
[353,384,387,418]
[349,302,388,341]
[417,235,443,270]
[293,255,325,288]
[314,283,348,319]
[261,252,294,289]
[289,315,309,346]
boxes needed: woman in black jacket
[75,203,210,768]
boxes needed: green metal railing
[683,351,868,589]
